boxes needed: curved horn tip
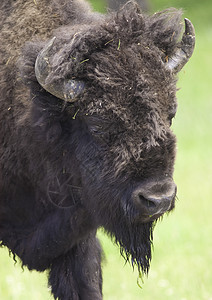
[184,18,195,37]
[35,37,57,84]
[182,18,195,59]
[43,37,56,52]
[35,37,85,102]
[165,17,195,73]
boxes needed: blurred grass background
[1,0,212,299]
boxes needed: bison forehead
[82,37,177,119]
[81,49,176,148]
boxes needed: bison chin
[105,218,155,274]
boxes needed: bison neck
[0,0,64,181]
[0,0,62,63]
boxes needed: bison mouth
[134,212,165,223]
[128,200,176,224]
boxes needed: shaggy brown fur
[107,0,149,11]
[0,0,188,299]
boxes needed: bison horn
[35,37,85,102]
[165,18,195,73]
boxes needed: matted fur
[0,0,185,299]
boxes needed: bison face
[76,77,178,225]
[31,3,195,273]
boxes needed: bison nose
[132,178,177,217]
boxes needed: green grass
[1,0,212,299]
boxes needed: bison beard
[79,161,154,275]
[83,183,154,274]
[110,219,154,274]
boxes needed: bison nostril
[139,195,157,208]
[132,178,177,217]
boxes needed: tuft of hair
[105,218,156,275]
[145,7,183,55]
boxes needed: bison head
[22,1,195,274]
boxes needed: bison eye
[168,117,173,127]
[168,110,176,127]
[87,122,107,143]
[89,125,103,135]
[86,116,110,137]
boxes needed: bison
[0,0,195,299]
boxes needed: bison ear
[35,37,85,102]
